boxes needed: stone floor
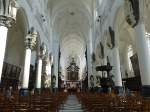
[59,95,85,112]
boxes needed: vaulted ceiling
[48,0,93,78]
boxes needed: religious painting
[2,62,7,77]
[11,66,17,78]
[5,63,12,78]
[16,67,21,79]
[130,53,140,76]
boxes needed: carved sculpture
[42,73,51,88]
[90,75,94,87]
[25,27,37,50]
[52,75,56,88]
[39,43,47,58]
[0,0,18,27]
[100,42,104,59]
[124,0,140,27]
[107,27,115,49]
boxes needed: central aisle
[59,94,85,112]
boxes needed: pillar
[87,28,93,89]
[124,0,150,97]
[112,47,123,95]
[35,57,42,91]
[21,48,31,93]
[134,23,150,97]
[42,52,51,89]
[53,42,59,92]
[86,44,93,89]
[20,28,37,96]
[0,26,8,83]
[35,43,46,93]
[0,0,18,83]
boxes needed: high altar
[66,58,80,91]
[67,58,79,81]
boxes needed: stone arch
[113,5,137,78]
[2,7,30,87]
[5,7,29,67]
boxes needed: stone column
[36,57,42,90]
[20,28,37,96]
[35,43,46,93]
[87,28,93,89]
[41,52,51,90]
[0,0,18,83]
[112,47,123,95]
[86,45,93,89]
[124,0,150,97]
[53,42,59,92]
[134,23,150,96]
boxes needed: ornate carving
[124,0,140,27]
[42,73,51,88]
[39,43,47,59]
[25,27,37,50]
[43,52,49,64]
[0,0,18,27]
[107,27,115,49]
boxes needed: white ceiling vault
[49,0,93,78]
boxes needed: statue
[100,42,104,59]
[124,0,140,27]
[90,75,94,88]
[107,27,115,49]
[0,0,18,27]
[52,75,56,88]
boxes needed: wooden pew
[0,90,68,112]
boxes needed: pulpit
[96,62,114,93]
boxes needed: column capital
[38,43,47,59]
[0,0,19,27]
[42,52,53,67]
[43,52,49,65]
[25,27,37,50]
